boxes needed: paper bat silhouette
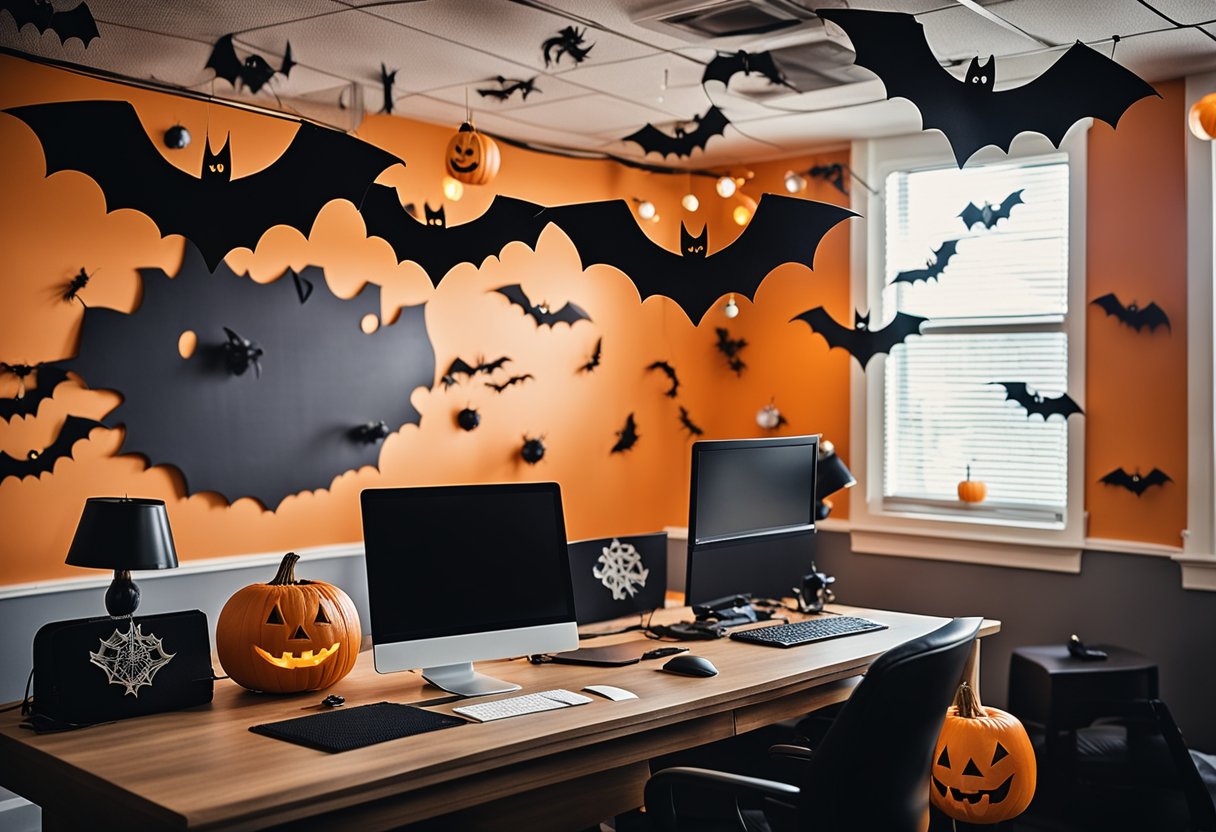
[0,0,98,46]
[494,284,592,329]
[818,8,1159,167]
[62,266,91,306]
[578,337,603,374]
[0,415,101,483]
[1099,467,1172,497]
[792,308,927,369]
[207,34,294,94]
[442,356,511,388]
[960,190,1024,230]
[0,362,70,419]
[537,194,854,325]
[992,382,1083,420]
[678,406,704,437]
[542,26,593,67]
[1091,293,1170,334]
[486,374,534,393]
[647,361,680,398]
[622,106,730,159]
[611,413,639,454]
[715,328,747,375]
[379,63,397,115]
[6,100,404,272]
[477,76,541,102]
[893,240,959,285]
[702,51,792,90]
[810,163,848,195]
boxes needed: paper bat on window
[611,413,639,454]
[702,51,793,90]
[1099,467,1171,497]
[678,406,703,437]
[207,34,294,94]
[0,362,70,419]
[991,382,1083,420]
[0,415,101,483]
[493,284,592,329]
[960,190,1024,230]
[892,240,959,285]
[647,361,680,398]
[6,99,404,272]
[622,106,730,159]
[818,8,1159,167]
[715,328,747,375]
[0,0,98,47]
[485,374,534,393]
[477,76,541,102]
[1090,293,1170,334]
[578,337,602,374]
[442,356,511,388]
[791,308,927,369]
[537,194,854,325]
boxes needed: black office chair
[644,616,982,832]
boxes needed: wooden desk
[0,606,999,831]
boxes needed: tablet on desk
[549,643,643,667]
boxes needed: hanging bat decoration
[1091,293,1170,334]
[647,360,680,398]
[486,374,534,393]
[1099,467,1172,497]
[810,163,848,195]
[379,63,397,115]
[290,269,313,305]
[6,100,405,272]
[493,284,592,329]
[792,308,927,369]
[351,420,390,444]
[678,406,703,437]
[702,50,792,90]
[611,413,639,454]
[477,76,541,102]
[542,26,593,67]
[206,34,294,94]
[960,190,1024,230]
[578,337,603,374]
[442,355,511,388]
[456,407,481,431]
[817,9,1159,167]
[0,0,99,47]
[62,266,91,307]
[893,240,960,285]
[535,194,854,325]
[715,328,747,375]
[222,327,263,378]
[0,415,102,483]
[991,382,1083,420]
[0,362,70,419]
[520,435,546,465]
[622,106,730,159]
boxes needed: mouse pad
[250,702,465,752]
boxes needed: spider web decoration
[88,620,176,697]
[593,539,650,600]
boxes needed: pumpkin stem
[269,552,301,586]
[953,681,987,718]
[966,464,972,481]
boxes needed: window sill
[849,525,1082,573]
[1175,557,1216,592]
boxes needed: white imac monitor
[360,482,579,697]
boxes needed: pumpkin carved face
[445,121,500,185]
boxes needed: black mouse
[661,654,718,677]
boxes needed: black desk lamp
[815,440,857,521]
[65,497,179,617]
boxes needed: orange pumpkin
[958,465,987,503]
[1189,92,1216,141]
[931,682,1036,824]
[445,121,500,185]
[217,552,361,693]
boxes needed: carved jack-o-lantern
[445,121,500,185]
[217,552,361,693]
[931,682,1036,823]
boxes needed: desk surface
[0,606,1000,832]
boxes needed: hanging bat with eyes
[960,190,1024,230]
[622,106,730,159]
[493,284,592,329]
[792,308,927,369]
[578,337,603,374]
[991,382,1083,420]
[893,240,959,285]
[702,50,793,90]
[1091,293,1170,334]
[0,362,70,419]
[1099,467,1172,497]
[611,413,639,454]
[207,34,294,94]
[678,406,703,437]
[0,0,99,47]
[818,8,1158,167]
[485,374,534,393]
[647,361,680,398]
[0,415,102,483]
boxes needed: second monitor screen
[692,441,817,543]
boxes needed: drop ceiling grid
[488,91,685,134]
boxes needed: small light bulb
[715,176,737,198]
[682,193,699,212]
[724,295,739,318]
[442,176,464,201]
[650,213,661,223]
[784,171,806,193]
[637,200,656,220]
[733,195,757,226]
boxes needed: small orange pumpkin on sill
[957,465,987,503]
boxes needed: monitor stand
[421,663,522,697]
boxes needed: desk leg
[961,639,981,694]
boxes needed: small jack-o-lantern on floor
[217,552,361,693]
[931,682,1037,824]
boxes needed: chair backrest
[798,616,982,832]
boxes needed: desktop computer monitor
[360,482,579,696]
[685,434,819,606]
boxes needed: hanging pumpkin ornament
[1189,92,1216,141]
[957,464,987,503]
[520,435,546,464]
[217,552,361,693]
[445,120,501,185]
[931,682,1037,824]
[456,406,481,431]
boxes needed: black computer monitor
[685,435,819,606]
[360,482,579,697]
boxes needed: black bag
[28,610,214,731]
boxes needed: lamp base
[105,569,140,617]
[815,500,832,521]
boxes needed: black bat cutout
[818,8,1159,168]
[442,355,510,388]
[702,51,793,90]
[65,242,435,508]
[622,106,730,159]
[494,284,592,329]
[379,63,397,115]
[715,327,747,375]
[486,374,534,393]
[678,406,703,437]
[0,0,98,46]
[6,99,404,272]
[0,362,70,420]
[1099,467,1172,497]
[578,337,603,374]
[792,308,927,369]
[477,76,541,102]
[63,266,90,306]
[206,34,294,94]
[0,415,101,483]
[542,26,593,67]
[960,190,1024,230]
[810,163,848,195]
[1091,293,1170,334]
[536,193,854,325]
[893,240,959,285]
[992,382,1083,420]
[647,361,680,398]
[611,413,639,454]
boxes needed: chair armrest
[645,766,800,832]
[769,743,814,762]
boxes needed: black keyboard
[729,616,887,648]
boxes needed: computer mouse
[661,654,718,677]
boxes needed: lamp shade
[66,497,179,571]
[816,451,857,502]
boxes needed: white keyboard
[452,689,593,723]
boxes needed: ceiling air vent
[634,0,821,41]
